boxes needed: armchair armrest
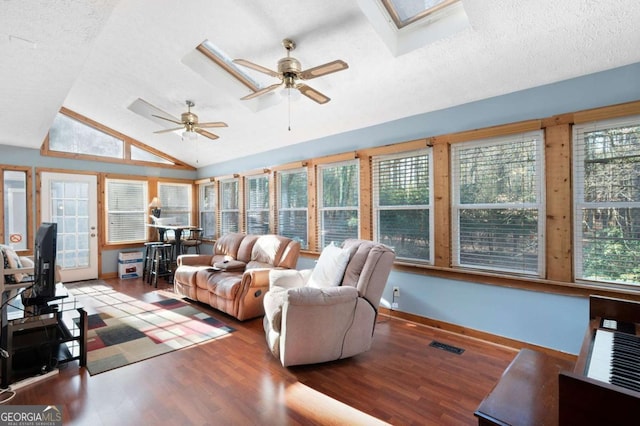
[177,254,212,267]
[286,286,358,306]
[268,269,312,290]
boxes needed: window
[199,183,216,239]
[45,109,187,169]
[451,132,545,276]
[574,116,640,286]
[277,168,308,249]
[373,149,433,263]
[50,113,123,158]
[2,170,28,250]
[245,174,269,235]
[317,160,359,249]
[158,183,192,226]
[220,178,239,235]
[105,179,148,243]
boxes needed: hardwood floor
[3,278,517,425]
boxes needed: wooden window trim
[42,107,195,171]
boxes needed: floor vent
[429,341,465,355]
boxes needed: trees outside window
[199,183,216,239]
[373,149,433,263]
[451,132,545,276]
[317,160,359,249]
[220,178,239,235]
[277,168,308,249]
[574,116,640,285]
[246,174,269,235]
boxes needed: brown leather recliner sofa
[174,233,301,321]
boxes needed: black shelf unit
[1,285,87,388]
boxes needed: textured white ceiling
[2,0,640,168]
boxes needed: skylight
[358,0,469,56]
[197,40,262,92]
[382,0,459,29]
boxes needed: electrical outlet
[391,302,398,309]
[393,286,400,298]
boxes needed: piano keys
[559,295,640,425]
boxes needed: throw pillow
[1,244,24,284]
[307,243,350,289]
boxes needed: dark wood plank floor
[4,278,517,425]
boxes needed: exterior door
[40,172,98,282]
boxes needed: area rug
[67,282,234,375]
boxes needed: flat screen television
[22,222,58,311]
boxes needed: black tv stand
[1,284,87,388]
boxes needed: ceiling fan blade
[240,82,282,100]
[151,114,184,125]
[233,59,280,78]
[299,60,349,80]
[195,128,219,140]
[297,84,330,104]
[154,126,185,134]
[197,121,228,128]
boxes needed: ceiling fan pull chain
[288,90,292,131]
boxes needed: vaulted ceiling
[2,0,640,168]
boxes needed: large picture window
[451,132,545,276]
[105,178,148,243]
[277,168,308,249]
[373,149,433,263]
[245,174,269,235]
[574,115,640,286]
[199,183,216,239]
[220,178,239,235]
[317,160,359,249]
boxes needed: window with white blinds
[451,131,545,276]
[199,183,216,239]
[372,149,433,263]
[245,174,269,235]
[158,183,192,225]
[317,160,359,249]
[220,178,239,235]
[573,115,640,286]
[105,179,148,243]
[277,168,308,249]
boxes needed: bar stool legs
[149,243,173,288]
[142,242,163,284]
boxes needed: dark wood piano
[475,295,640,425]
[559,295,640,425]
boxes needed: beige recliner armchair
[263,239,395,367]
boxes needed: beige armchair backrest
[341,239,395,310]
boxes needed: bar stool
[142,241,164,284]
[149,243,173,288]
[181,228,203,254]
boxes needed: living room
[2,1,640,424]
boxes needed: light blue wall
[198,62,640,355]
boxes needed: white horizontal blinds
[372,149,433,263]
[277,168,308,249]
[318,160,359,248]
[451,131,544,276]
[573,115,640,286]
[199,183,216,239]
[220,178,239,235]
[158,183,191,225]
[246,174,269,235]
[105,179,147,243]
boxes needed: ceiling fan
[233,38,349,104]
[153,100,227,140]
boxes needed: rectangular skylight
[382,0,459,29]
[197,40,262,92]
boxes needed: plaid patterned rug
[68,282,234,375]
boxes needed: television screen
[26,222,58,304]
